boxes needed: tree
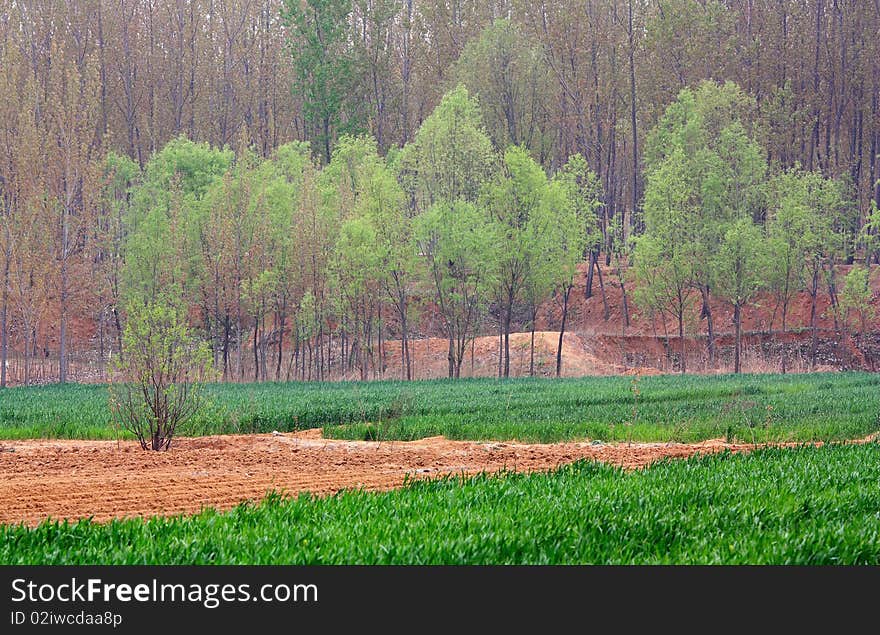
[398,85,496,212]
[765,171,811,337]
[453,19,554,162]
[96,152,141,360]
[767,167,848,367]
[632,148,697,373]
[712,217,767,373]
[124,137,232,307]
[483,145,551,377]
[417,200,498,378]
[643,81,766,366]
[521,194,562,377]
[363,152,415,380]
[552,154,602,376]
[330,216,381,380]
[320,135,384,379]
[109,294,213,451]
[858,199,880,266]
[282,0,359,164]
[838,265,875,367]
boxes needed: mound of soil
[379,331,617,379]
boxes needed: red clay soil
[13,262,880,386]
[0,430,833,527]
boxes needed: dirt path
[0,431,838,527]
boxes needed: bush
[109,297,214,450]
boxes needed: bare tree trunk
[585,250,596,299]
[59,261,68,384]
[810,269,819,368]
[447,334,455,379]
[700,285,715,365]
[113,306,123,362]
[222,317,230,380]
[678,292,686,374]
[504,289,513,378]
[529,306,536,377]
[401,311,410,380]
[627,0,639,231]
[808,0,824,171]
[276,310,284,381]
[826,262,839,329]
[401,0,413,144]
[596,259,609,319]
[781,294,788,334]
[253,320,259,382]
[236,308,243,381]
[556,283,572,377]
[24,328,31,386]
[497,318,503,378]
[734,303,742,374]
[377,304,383,378]
[1,242,8,388]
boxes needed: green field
[1,372,879,443]
[4,444,879,564]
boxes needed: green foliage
[712,217,767,308]
[101,152,141,201]
[483,145,554,317]
[331,216,381,311]
[554,153,603,257]
[453,19,553,159]
[398,85,496,210]
[281,0,360,163]
[6,444,880,564]
[416,200,499,376]
[765,166,852,322]
[3,372,879,444]
[857,199,880,265]
[635,80,780,358]
[123,137,233,306]
[839,266,875,334]
[108,296,214,450]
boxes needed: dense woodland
[1,0,879,385]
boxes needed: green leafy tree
[632,147,697,373]
[417,200,498,378]
[123,137,232,308]
[858,199,880,266]
[839,266,875,366]
[398,85,496,212]
[320,135,387,379]
[330,216,382,380]
[483,145,550,377]
[359,150,416,380]
[258,142,312,380]
[766,167,849,367]
[712,217,767,373]
[109,294,214,451]
[765,172,811,336]
[644,81,766,365]
[282,0,360,164]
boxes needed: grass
[3,443,879,564]
[1,372,878,443]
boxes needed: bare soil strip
[0,430,863,527]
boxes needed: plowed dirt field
[0,430,825,527]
